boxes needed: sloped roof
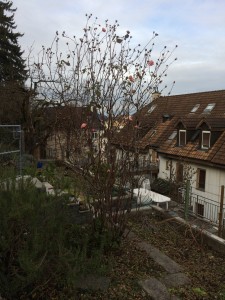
[44,105,103,131]
[113,90,225,166]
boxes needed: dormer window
[202,131,211,149]
[179,130,186,146]
[191,104,200,113]
[203,103,215,113]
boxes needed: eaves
[158,152,225,170]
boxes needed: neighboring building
[112,90,225,224]
[42,105,104,164]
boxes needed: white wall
[158,154,225,223]
[159,155,225,202]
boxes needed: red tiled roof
[113,90,225,167]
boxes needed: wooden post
[218,185,224,237]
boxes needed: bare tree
[27,14,177,242]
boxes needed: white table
[133,188,171,209]
[133,188,152,205]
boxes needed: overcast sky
[13,0,225,96]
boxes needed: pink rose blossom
[128,75,134,82]
[81,123,87,129]
[147,60,154,66]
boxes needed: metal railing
[0,125,23,176]
[178,187,225,225]
[119,159,159,172]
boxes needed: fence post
[184,180,190,220]
[218,185,224,237]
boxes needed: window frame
[168,130,177,140]
[201,130,211,149]
[203,103,215,113]
[92,131,98,139]
[148,104,157,114]
[190,104,200,113]
[179,129,186,146]
[196,168,206,190]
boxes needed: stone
[139,277,180,300]
[160,272,190,288]
[137,241,183,274]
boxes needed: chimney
[162,114,171,122]
[151,87,161,101]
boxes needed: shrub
[0,181,110,299]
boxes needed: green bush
[0,182,111,299]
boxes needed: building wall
[158,154,225,223]
[46,131,66,160]
[159,155,225,202]
[46,129,105,162]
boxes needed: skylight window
[148,104,157,114]
[150,130,156,137]
[191,104,200,113]
[203,103,215,113]
[168,130,177,140]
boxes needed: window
[168,130,177,140]
[176,162,183,182]
[196,203,204,217]
[203,103,215,113]
[201,131,211,149]
[148,104,157,114]
[150,130,156,138]
[191,104,200,113]
[92,131,98,139]
[151,150,157,163]
[197,168,206,190]
[47,148,55,158]
[179,130,186,146]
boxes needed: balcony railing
[117,159,159,172]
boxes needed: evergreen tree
[0,0,27,83]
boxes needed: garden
[1,162,225,299]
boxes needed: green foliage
[0,1,27,82]
[219,291,225,300]
[192,287,207,297]
[0,181,112,299]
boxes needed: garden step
[160,272,190,288]
[139,278,180,300]
[127,231,183,274]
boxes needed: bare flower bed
[74,210,225,300]
[129,211,225,299]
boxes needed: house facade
[42,105,104,165]
[112,90,225,224]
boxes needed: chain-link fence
[0,125,23,178]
